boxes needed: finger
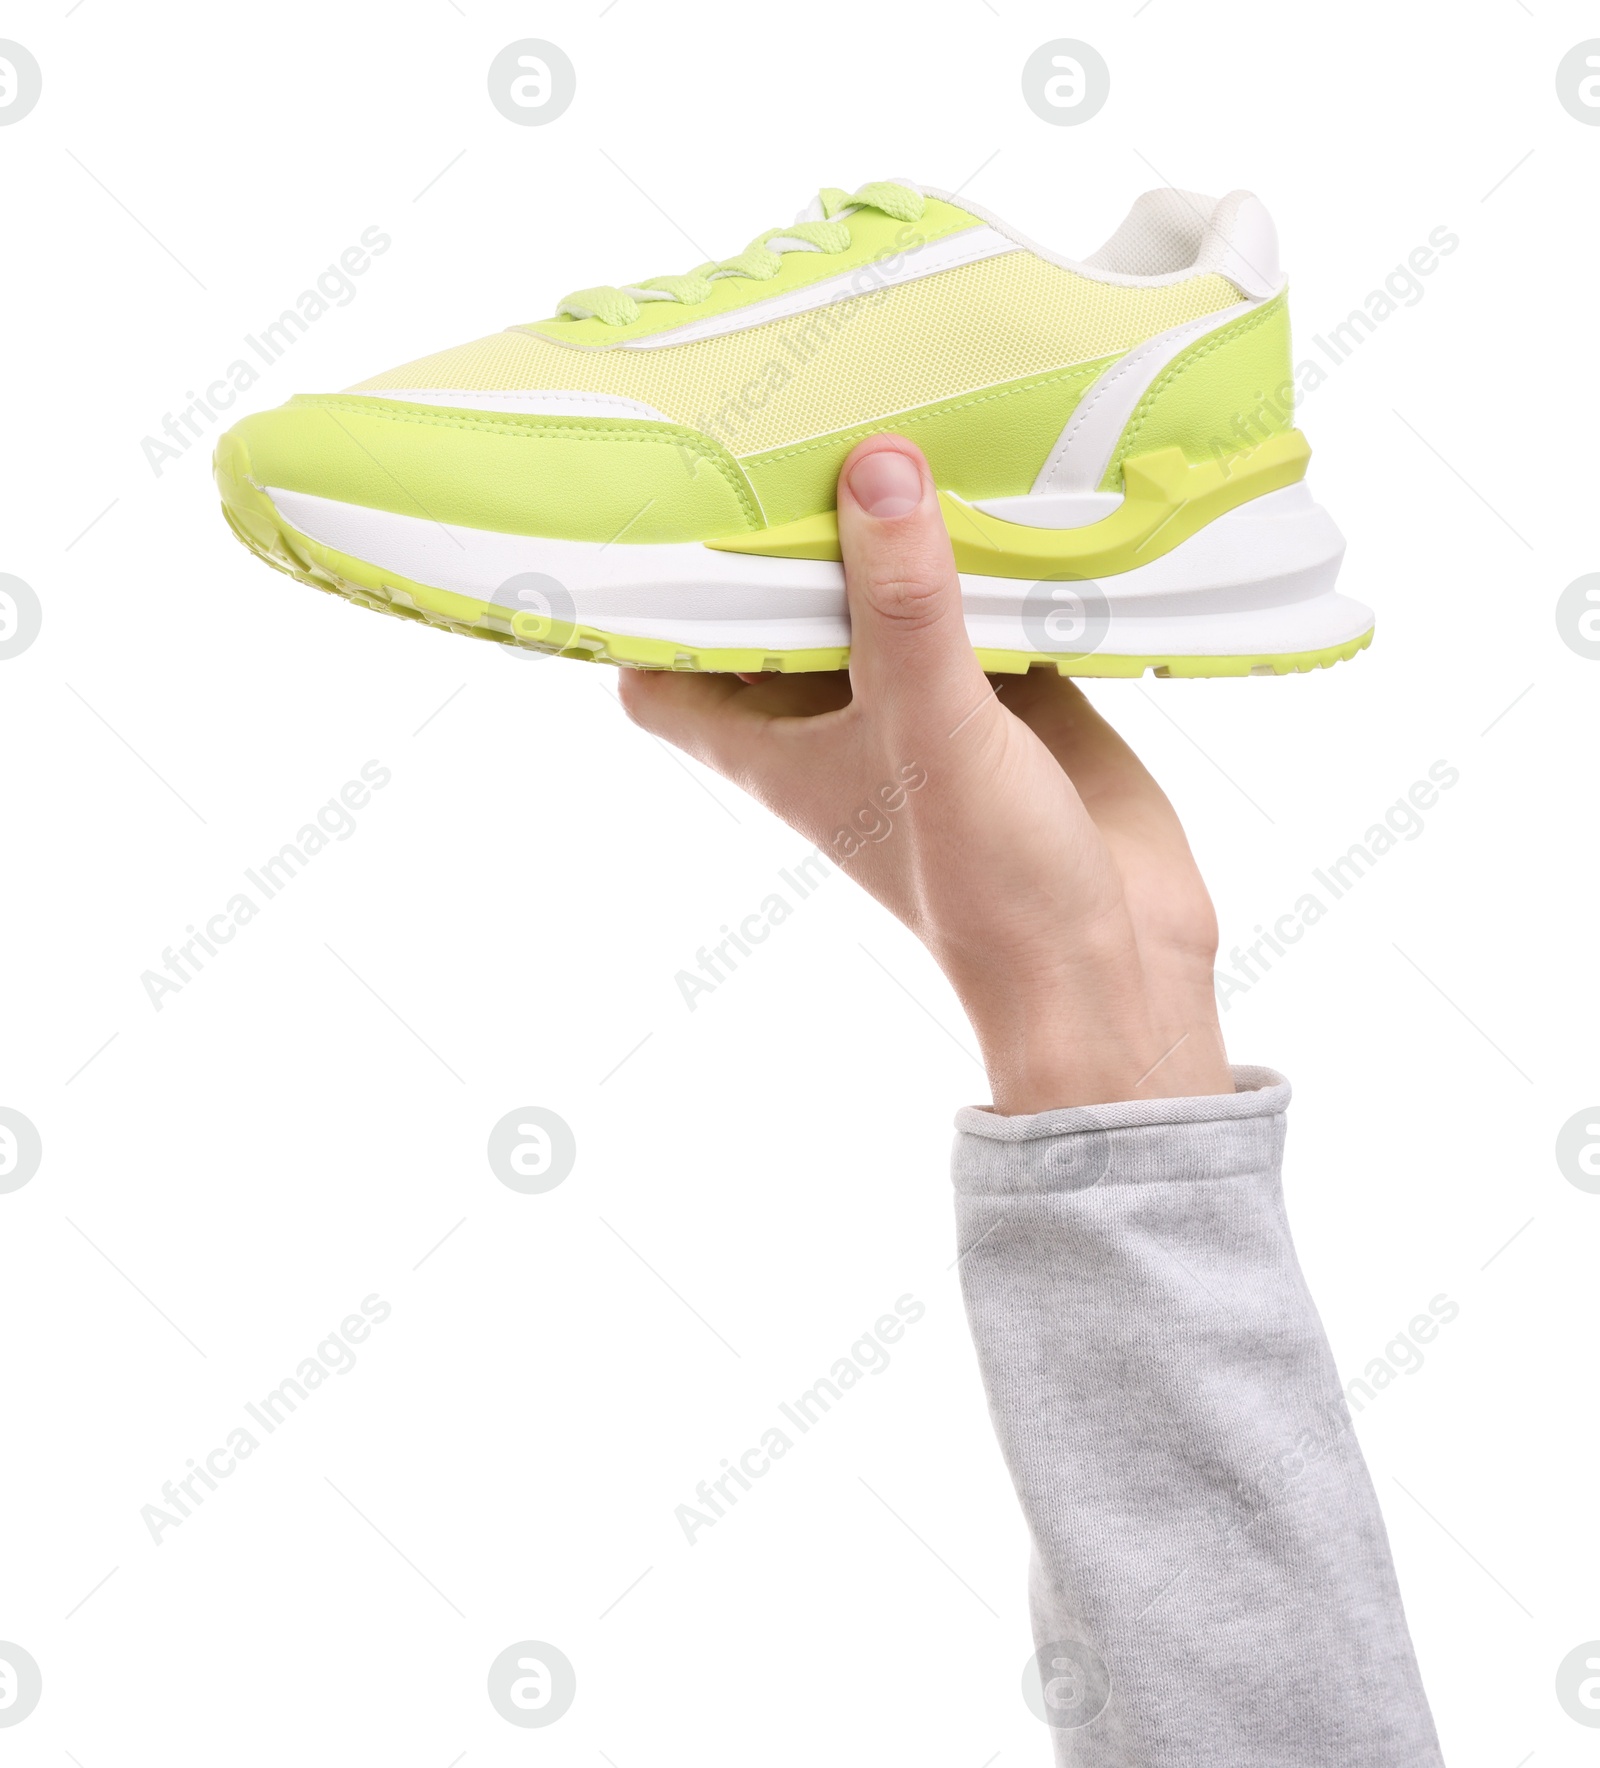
[1001,673,1187,845]
[999,673,1215,962]
[616,669,757,770]
[836,435,987,715]
[615,669,846,789]
[729,672,854,720]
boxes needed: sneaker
[215,179,1370,677]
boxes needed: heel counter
[1100,290,1297,491]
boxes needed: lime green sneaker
[215,179,1370,677]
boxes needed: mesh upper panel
[349,255,1241,458]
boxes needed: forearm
[952,1067,1442,1768]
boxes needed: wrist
[983,1032,1231,1115]
[961,967,1231,1115]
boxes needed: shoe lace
[555,181,925,326]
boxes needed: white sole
[263,481,1371,663]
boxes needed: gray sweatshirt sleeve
[952,1065,1443,1768]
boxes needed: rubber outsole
[215,434,1374,679]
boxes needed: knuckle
[862,569,950,630]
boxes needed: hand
[619,435,1233,1113]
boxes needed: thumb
[837,435,987,713]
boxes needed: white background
[2,1,1596,1762]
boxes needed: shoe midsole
[264,482,1369,657]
